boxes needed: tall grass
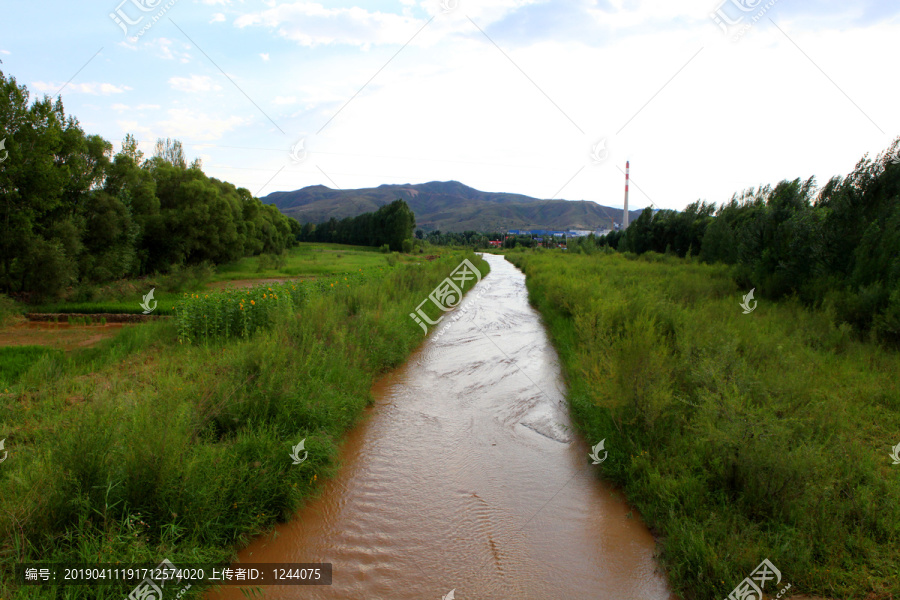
[508,250,900,600]
[172,271,378,344]
[0,346,64,388]
[0,252,488,599]
[0,293,20,326]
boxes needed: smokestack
[623,160,630,228]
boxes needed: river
[207,253,673,600]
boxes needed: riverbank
[206,252,673,600]
[507,249,900,600]
[0,252,488,599]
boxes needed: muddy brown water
[207,254,674,600]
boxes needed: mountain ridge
[262,180,643,232]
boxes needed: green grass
[209,243,425,281]
[0,294,20,326]
[0,251,488,600]
[508,249,900,600]
[173,272,381,344]
[28,298,178,316]
[24,244,437,316]
[0,346,64,388]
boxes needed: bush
[255,252,287,272]
[0,294,21,327]
[22,238,74,301]
[161,261,215,293]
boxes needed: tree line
[420,229,497,248]
[0,69,299,300]
[571,140,900,345]
[296,199,416,251]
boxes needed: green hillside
[262,180,643,232]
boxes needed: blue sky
[1,0,898,212]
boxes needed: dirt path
[0,320,127,350]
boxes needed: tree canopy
[297,199,415,251]
[577,140,900,345]
[0,69,298,299]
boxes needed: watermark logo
[588,439,608,464]
[290,439,308,465]
[125,558,191,600]
[0,438,7,463]
[709,0,780,41]
[140,288,157,314]
[0,138,8,164]
[589,138,610,165]
[410,259,482,335]
[890,442,900,465]
[724,558,789,600]
[434,281,492,340]
[289,137,307,164]
[740,288,757,314]
[110,0,179,39]
[441,590,455,600]
[439,0,459,14]
[888,147,900,165]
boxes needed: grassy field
[0,247,487,599]
[209,243,416,281]
[507,249,900,600]
[0,346,64,388]
[24,243,426,316]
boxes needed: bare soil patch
[0,321,127,350]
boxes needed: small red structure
[487,240,502,247]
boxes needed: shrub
[0,294,21,327]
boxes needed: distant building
[507,229,594,237]
[487,240,502,247]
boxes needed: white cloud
[168,75,222,93]
[30,0,897,209]
[145,37,192,61]
[234,3,425,48]
[31,81,131,95]
[158,109,248,141]
[111,103,161,112]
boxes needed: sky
[1,0,898,213]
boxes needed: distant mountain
[261,181,643,232]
